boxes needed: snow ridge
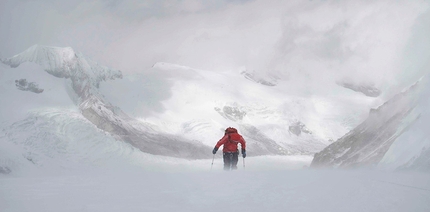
[311,74,429,170]
[1,45,211,159]
[1,45,122,89]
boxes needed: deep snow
[1,166,430,212]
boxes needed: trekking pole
[211,154,215,170]
[243,157,245,169]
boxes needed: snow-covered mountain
[311,73,430,171]
[0,45,378,172]
[0,45,211,163]
[127,62,375,153]
[0,46,430,211]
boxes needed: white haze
[1,0,429,94]
[1,0,430,211]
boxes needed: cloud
[97,0,429,89]
[1,0,429,94]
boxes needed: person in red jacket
[212,127,246,170]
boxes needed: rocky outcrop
[15,79,44,93]
[289,121,312,136]
[215,105,247,121]
[337,81,381,97]
[0,166,11,174]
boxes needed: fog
[2,1,430,211]
[1,0,429,96]
[1,0,430,164]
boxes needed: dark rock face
[337,81,381,97]
[289,122,312,136]
[15,79,44,93]
[215,106,246,121]
[0,166,11,174]
[311,80,422,168]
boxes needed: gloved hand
[212,147,218,154]
[241,149,246,158]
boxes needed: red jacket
[215,133,246,152]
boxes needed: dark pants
[223,151,239,170]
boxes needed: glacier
[1,45,377,167]
[2,44,429,173]
[1,45,428,212]
[1,45,211,160]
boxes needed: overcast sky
[1,0,429,94]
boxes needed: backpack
[225,127,241,144]
[224,127,238,134]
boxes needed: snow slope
[379,74,430,171]
[100,61,376,155]
[0,60,75,123]
[0,46,211,161]
[311,73,430,171]
[1,168,429,212]
[0,45,377,158]
[0,42,428,212]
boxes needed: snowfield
[1,166,430,212]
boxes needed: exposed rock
[0,166,11,174]
[337,81,381,97]
[289,122,312,136]
[215,105,246,121]
[15,79,44,93]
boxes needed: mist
[1,0,430,164]
[1,0,429,95]
[2,1,430,211]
